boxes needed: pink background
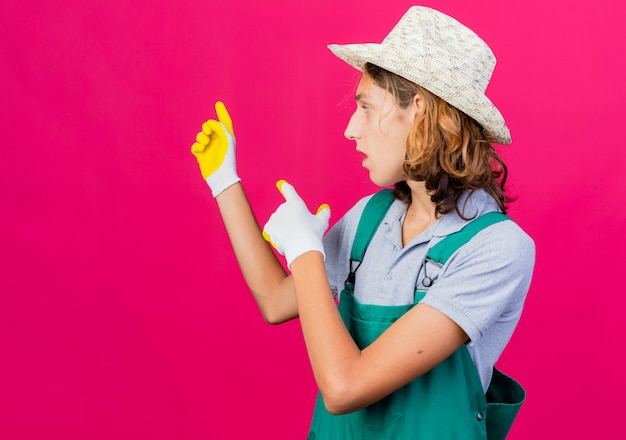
[1,0,625,438]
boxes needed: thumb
[315,204,331,224]
[215,101,234,136]
[276,180,301,203]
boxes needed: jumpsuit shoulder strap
[426,211,511,265]
[350,189,395,262]
[350,194,512,265]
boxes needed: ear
[403,93,422,124]
[413,93,425,114]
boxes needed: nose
[344,111,360,140]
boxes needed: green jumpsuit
[307,190,525,439]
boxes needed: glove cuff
[285,242,325,269]
[206,164,240,198]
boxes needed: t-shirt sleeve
[419,220,536,343]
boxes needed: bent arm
[215,183,298,324]
[291,252,468,414]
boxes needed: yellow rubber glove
[262,180,331,269]
[191,101,240,197]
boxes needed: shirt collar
[382,189,500,249]
[432,189,500,237]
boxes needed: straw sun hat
[328,6,511,145]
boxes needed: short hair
[364,62,511,217]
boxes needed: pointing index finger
[276,180,300,202]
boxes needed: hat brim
[328,43,511,145]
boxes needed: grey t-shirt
[322,190,535,391]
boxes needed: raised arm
[263,182,468,414]
[191,102,298,324]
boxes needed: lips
[356,148,367,160]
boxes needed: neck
[406,180,436,217]
[401,180,438,247]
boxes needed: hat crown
[382,6,496,93]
